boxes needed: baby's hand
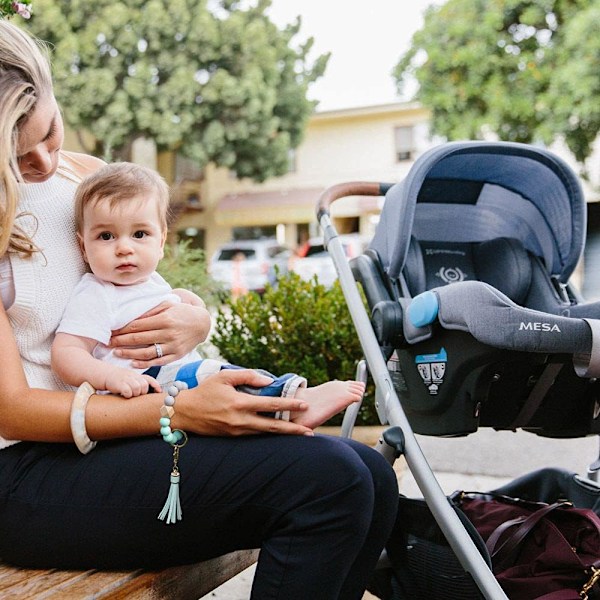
[104,369,161,398]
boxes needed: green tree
[540,3,600,163]
[394,0,599,163]
[24,0,328,181]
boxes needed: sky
[266,0,439,112]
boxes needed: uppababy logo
[519,321,561,332]
[436,266,466,284]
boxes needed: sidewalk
[200,426,598,599]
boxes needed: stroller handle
[316,181,394,220]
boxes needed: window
[394,126,414,162]
[232,226,277,240]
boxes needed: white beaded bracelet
[70,381,97,455]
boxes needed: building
[65,101,600,297]
[162,101,432,259]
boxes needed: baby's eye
[99,232,113,241]
[133,230,147,239]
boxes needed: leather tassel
[158,470,182,524]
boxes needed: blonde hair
[0,20,54,257]
[74,162,171,233]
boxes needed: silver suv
[209,239,291,294]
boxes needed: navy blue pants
[0,434,398,599]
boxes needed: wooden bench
[0,549,258,599]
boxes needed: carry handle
[316,181,393,221]
[488,501,571,571]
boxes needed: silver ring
[154,343,163,359]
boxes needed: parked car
[291,234,368,287]
[209,239,291,295]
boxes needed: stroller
[317,141,600,599]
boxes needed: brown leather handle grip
[316,181,394,220]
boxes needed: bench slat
[102,550,259,600]
[0,549,258,599]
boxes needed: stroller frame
[318,183,508,600]
[316,142,600,600]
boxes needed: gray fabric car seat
[352,235,600,438]
[403,236,533,306]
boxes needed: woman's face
[16,95,64,184]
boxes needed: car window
[304,243,352,258]
[217,248,256,260]
[304,244,326,257]
[267,246,288,258]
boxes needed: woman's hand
[178,369,314,437]
[109,301,211,368]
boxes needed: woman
[0,19,398,599]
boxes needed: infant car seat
[350,142,600,438]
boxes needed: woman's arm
[0,306,313,443]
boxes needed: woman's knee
[284,437,382,514]
[339,437,399,500]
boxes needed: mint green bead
[172,430,183,443]
[159,417,171,427]
[160,425,172,436]
[163,432,175,443]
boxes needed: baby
[51,162,364,427]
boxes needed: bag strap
[488,501,570,571]
[454,489,547,510]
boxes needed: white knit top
[0,162,87,449]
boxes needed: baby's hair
[74,162,171,233]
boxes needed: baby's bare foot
[292,380,365,429]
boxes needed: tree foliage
[394,0,599,163]
[24,0,328,180]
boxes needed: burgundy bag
[455,492,600,599]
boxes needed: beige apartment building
[64,100,600,296]
[158,101,432,259]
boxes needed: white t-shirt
[56,271,201,374]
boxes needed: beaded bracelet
[157,380,188,525]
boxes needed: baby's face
[78,194,166,286]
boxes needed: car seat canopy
[370,141,586,285]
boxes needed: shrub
[158,240,223,308]
[211,271,379,426]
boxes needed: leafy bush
[211,271,379,426]
[158,240,223,308]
